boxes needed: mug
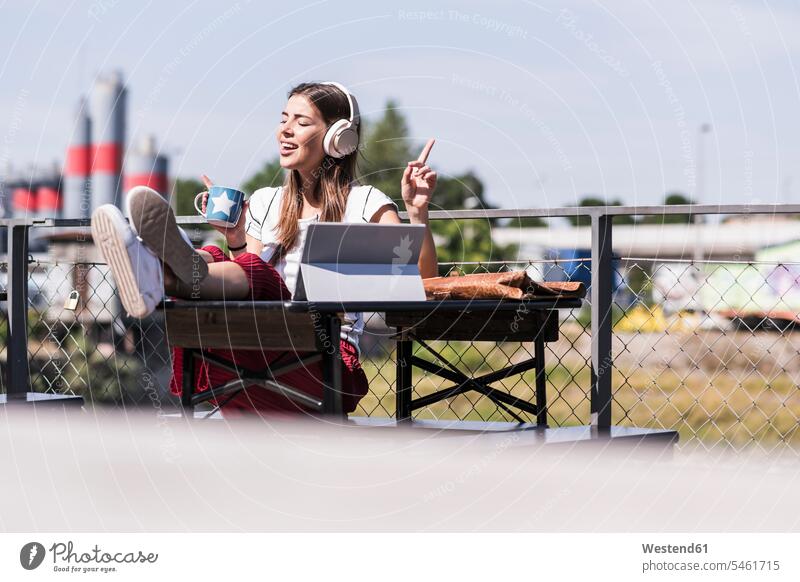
[194,186,246,228]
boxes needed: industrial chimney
[123,135,169,198]
[62,96,92,219]
[90,71,126,210]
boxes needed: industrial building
[1,70,172,333]
[493,216,800,327]
[0,70,170,227]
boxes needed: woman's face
[276,94,327,172]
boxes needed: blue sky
[1,0,799,209]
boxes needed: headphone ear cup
[323,119,350,158]
[334,126,359,157]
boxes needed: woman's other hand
[401,139,437,214]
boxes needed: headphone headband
[319,81,359,127]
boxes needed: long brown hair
[270,82,361,264]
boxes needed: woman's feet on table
[91,204,164,318]
[125,186,209,287]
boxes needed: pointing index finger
[417,138,435,164]
[201,174,214,189]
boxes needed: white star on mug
[210,192,236,217]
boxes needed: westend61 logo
[19,540,158,574]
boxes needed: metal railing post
[7,223,31,399]
[590,213,613,431]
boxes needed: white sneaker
[91,204,164,318]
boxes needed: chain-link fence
[23,255,173,405]
[612,257,800,453]
[3,211,800,452]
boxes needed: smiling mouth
[280,141,299,155]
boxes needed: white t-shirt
[245,184,399,356]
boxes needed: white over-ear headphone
[319,81,360,159]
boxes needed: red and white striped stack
[62,96,92,220]
[123,135,169,198]
[89,71,126,210]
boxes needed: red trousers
[169,245,369,415]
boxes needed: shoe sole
[126,187,208,285]
[91,207,150,318]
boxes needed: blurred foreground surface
[0,408,798,532]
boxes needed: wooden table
[160,298,582,421]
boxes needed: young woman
[91,81,438,415]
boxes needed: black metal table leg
[7,224,31,401]
[591,213,614,432]
[181,348,195,418]
[320,314,343,416]
[396,330,413,422]
[534,332,548,428]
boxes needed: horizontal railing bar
[22,255,800,268]
[621,256,800,266]
[3,203,800,228]
[191,203,800,219]
[405,204,800,219]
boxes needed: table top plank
[159,298,583,313]
[386,309,559,342]
[164,308,320,351]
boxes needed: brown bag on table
[422,271,586,301]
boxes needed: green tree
[566,195,633,226]
[358,99,413,197]
[506,215,547,228]
[641,192,695,224]
[174,177,204,217]
[173,177,215,238]
[242,158,284,194]
[358,102,516,274]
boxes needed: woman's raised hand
[401,139,437,213]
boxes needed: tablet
[294,222,428,302]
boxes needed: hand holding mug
[195,174,248,239]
